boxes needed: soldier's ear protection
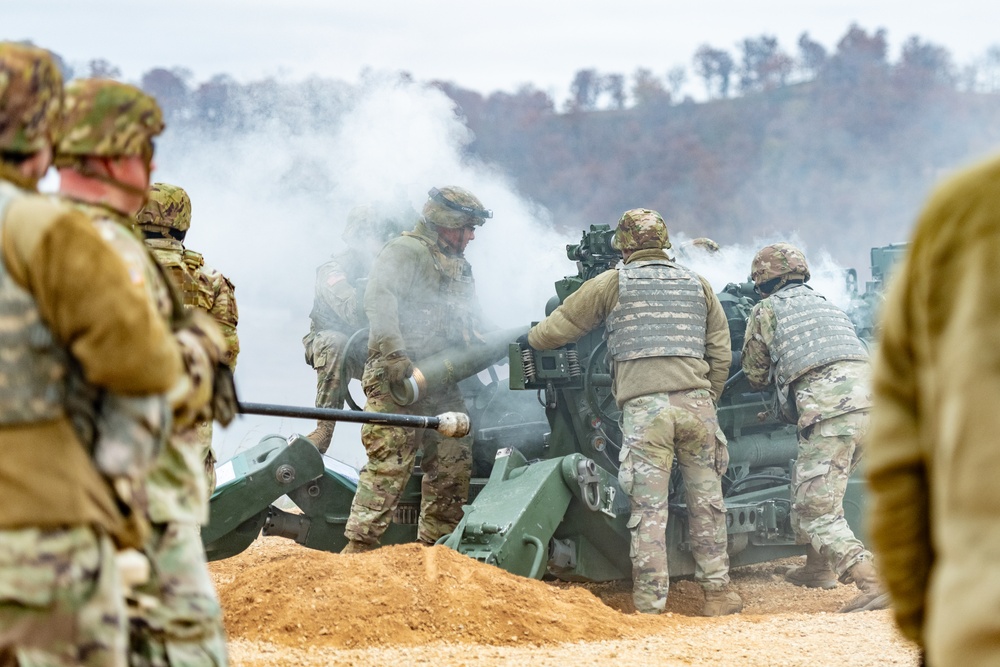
[428,187,493,221]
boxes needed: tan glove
[383,350,414,385]
[168,311,237,428]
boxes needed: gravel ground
[209,537,922,666]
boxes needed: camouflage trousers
[344,353,472,546]
[791,410,872,576]
[0,526,127,667]
[195,421,217,497]
[304,330,363,438]
[619,389,730,614]
[129,522,227,667]
[792,409,871,577]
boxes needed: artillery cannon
[205,226,884,588]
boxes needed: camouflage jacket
[742,296,872,431]
[0,178,180,539]
[364,220,484,360]
[868,154,1000,658]
[529,248,731,406]
[68,201,214,526]
[146,237,239,371]
[308,250,371,336]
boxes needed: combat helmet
[750,242,811,292]
[422,186,492,229]
[612,208,671,251]
[0,42,63,155]
[53,79,164,168]
[690,237,720,253]
[136,182,191,235]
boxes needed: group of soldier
[303,187,888,619]
[0,42,237,666]
[0,33,936,665]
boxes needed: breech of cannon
[389,325,528,406]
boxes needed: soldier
[524,209,740,617]
[341,186,490,553]
[137,182,240,491]
[0,43,182,665]
[302,204,402,453]
[55,79,232,666]
[741,242,887,612]
[867,156,1000,664]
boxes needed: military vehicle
[846,242,907,340]
[205,229,898,584]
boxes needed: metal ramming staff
[237,402,471,438]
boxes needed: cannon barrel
[237,402,470,437]
[389,325,529,406]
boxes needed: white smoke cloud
[674,231,863,310]
[152,75,571,467]
[133,75,870,470]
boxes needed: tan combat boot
[702,586,744,617]
[305,421,335,454]
[779,546,838,590]
[340,540,378,555]
[838,557,891,612]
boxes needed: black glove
[516,333,535,351]
[383,351,414,384]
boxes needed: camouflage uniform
[742,243,877,583]
[55,80,229,666]
[343,187,490,548]
[138,182,240,491]
[0,43,182,667]
[302,205,401,453]
[529,209,738,615]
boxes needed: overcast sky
[8,0,1000,98]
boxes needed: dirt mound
[210,538,668,649]
[210,538,919,665]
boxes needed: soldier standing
[741,242,887,612]
[302,204,402,453]
[137,182,240,492]
[0,43,182,665]
[524,209,740,617]
[341,186,490,553]
[55,79,232,665]
[868,156,1000,665]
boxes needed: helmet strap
[75,158,149,198]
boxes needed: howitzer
[203,326,529,560]
[206,225,879,591]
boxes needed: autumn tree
[567,69,600,111]
[822,24,889,86]
[602,73,627,110]
[693,45,735,98]
[737,35,793,93]
[895,36,955,89]
[631,68,670,107]
[87,58,121,79]
[141,68,192,120]
[666,65,687,99]
[797,32,827,79]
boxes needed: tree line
[38,23,1000,268]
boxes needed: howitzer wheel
[583,340,621,427]
[339,328,370,411]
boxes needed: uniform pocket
[626,514,642,558]
[618,447,635,496]
[714,428,730,476]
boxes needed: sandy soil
[209,536,921,666]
